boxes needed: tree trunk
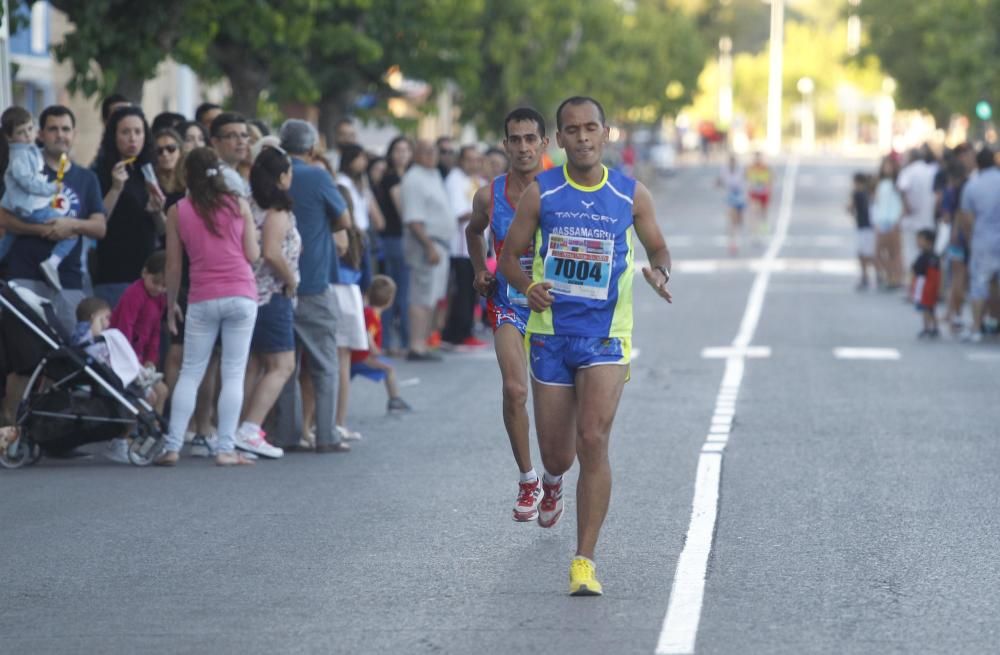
[318,92,352,148]
[111,71,146,107]
[212,43,269,117]
[228,76,264,117]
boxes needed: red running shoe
[513,478,542,522]
[461,336,488,348]
[538,478,564,528]
[427,331,442,349]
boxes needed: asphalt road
[2,156,998,655]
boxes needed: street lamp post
[0,0,12,110]
[797,76,815,152]
[718,36,733,131]
[765,0,785,156]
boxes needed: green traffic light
[976,100,992,121]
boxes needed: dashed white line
[833,347,901,360]
[966,351,1000,362]
[701,346,772,359]
[656,158,799,655]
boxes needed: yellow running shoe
[569,557,603,596]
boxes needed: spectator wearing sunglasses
[153,128,186,212]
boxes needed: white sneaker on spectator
[189,434,218,457]
[105,438,130,464]
[336,425,362,441]
[39,258,63,291]
[960,329,983,344]
[234,425,284,459]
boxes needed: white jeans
[165,296,257,453]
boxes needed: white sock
[543,471,563,485]
[519,468,538,483]
[239,421,260,435]
[45,254,63,267]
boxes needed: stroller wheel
[0,433,39,469]
[128,429,164,467]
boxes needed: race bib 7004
[542,234,613,300]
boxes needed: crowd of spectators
[850,143,1000,341]
[0,97,508,465]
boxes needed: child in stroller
[72,297,169,462]
[0,280,166,468]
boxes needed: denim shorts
[251,293,295,353]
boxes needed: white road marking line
[833,347,901,361]
[665,234,848,249]
[701,346,772,359]
[398,377,421,387]
[656,158,799,655]
[668,258,858,275]
[966,351,1000,362]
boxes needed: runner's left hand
[473,269,495,297]
[642,266,672,303]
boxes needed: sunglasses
[157,144,179,155]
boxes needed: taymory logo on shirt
[553,210,618,224]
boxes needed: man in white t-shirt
[442,145,487,348]
[400,140,453,361]
[897,146,939,272]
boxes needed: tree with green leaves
[176,0,321,117]
[25,0,189,102]
[295,0,483,145]
[858,0,1000,123]
[459,0,705,135]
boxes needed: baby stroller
[0,280,166,468]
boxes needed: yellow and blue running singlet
[528,164,635,338]
[526,164,635,385]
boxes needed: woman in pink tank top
[158,147,261,466]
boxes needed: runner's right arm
[500,182,552,312]
[465,184,493,296]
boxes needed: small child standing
[110,250,168,371]
[73,297,168,462]
[350,275,413,413]
[912,228,941,339]
[849,172,875,290]
[0,107,68,289]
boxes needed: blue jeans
[380,236,410,351]
[0,206,75,262]
[165,296,258,453]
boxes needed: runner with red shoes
[466,107,550,522]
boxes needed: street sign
[976,100,992,121]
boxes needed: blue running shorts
[527,333,630,386]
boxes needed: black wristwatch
[654,265,670,285]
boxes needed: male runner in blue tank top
[466,107,550,522]
[500,96,673,596]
